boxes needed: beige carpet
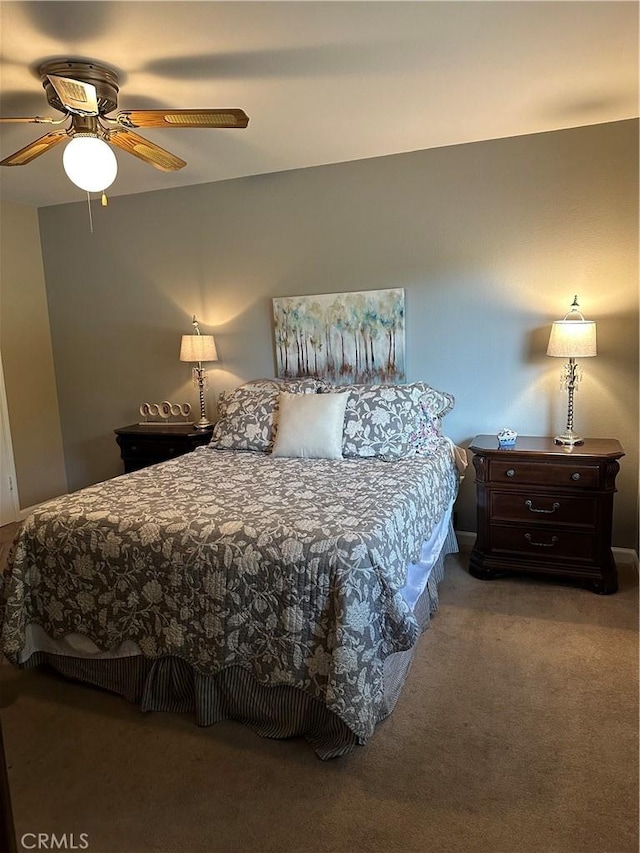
[0,547,637,853]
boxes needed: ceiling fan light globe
[62,136,117,192]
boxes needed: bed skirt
[15,523,458,759]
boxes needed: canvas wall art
[273,288,405,384]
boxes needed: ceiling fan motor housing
[39,60,120,115]
[1,58,247,173]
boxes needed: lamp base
[194,417,212,430]
[553,430,584,446]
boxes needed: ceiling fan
[0,59,249,194]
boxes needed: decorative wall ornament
[139,402,192,425]
[273,288,405,384]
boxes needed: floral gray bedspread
[0,443,458,741]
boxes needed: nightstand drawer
[490,492,598,528]
[489,460,599,489]
[491,525,596,562]
[124,439,182,459]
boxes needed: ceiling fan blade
[0,130,68,166]
[107,128,186,172]
[0,116,59,124]
[47,74,99,116]
[115,109,249,129]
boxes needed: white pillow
[272,392,349,459]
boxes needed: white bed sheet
[399,496,455,611]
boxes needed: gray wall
[0,199,68,509]
[37,119,639,548]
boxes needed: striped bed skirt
[16,523,458,759]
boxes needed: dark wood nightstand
[114,423,214,473]
[468,435,624,594]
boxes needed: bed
[0,379,463,759]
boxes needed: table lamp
[546,295,597,446]
[179,315,218,429]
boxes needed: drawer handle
[525,533,558,548]
[571,472,581,481]
[525,500,560,515]
[506,469,515,478]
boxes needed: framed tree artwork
[273,288,405,384]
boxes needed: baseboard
[455,530,475,551]
[455,529,639,571]
[612,546,640,570]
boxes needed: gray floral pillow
[239,377,327,393]
[338,384,421,459]
[336,382,455,460]
[418,383,455,421]
[211,378,324,451]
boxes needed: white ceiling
[0,1,637,208]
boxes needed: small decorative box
[497,428,518,447]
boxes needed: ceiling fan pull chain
[101,192,108,207]
[86,191,94,234]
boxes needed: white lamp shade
[63,136,118,192]
[180,334,218,363]
[547,320,597,358]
